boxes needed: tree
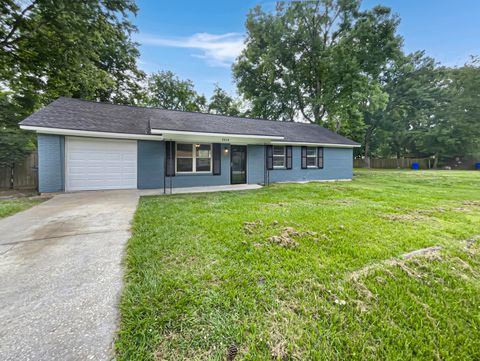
[143,71,207,112]
[418,57,480,166]
[362,52,443,166]
[207,85,241,116]
[0,0,143,114]
[233,0,401,133]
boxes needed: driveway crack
[0,228,131,247]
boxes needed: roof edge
[20,125,164,141]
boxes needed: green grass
[0,198,44,219]
[117,170,480,360]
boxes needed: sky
[132,0,480,98]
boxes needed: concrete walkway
[0,184,261,360]
[0,190,139,361]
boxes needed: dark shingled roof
[20,97,359,146]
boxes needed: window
[176,143,212,173]
[273,146,286,168]
[301,146,324,169]
[306,147,318,168]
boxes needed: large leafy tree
[233,0,401,134]
[0,0,143,185]
[362,52,443,166]
[417,57,480,166]
[142,71,207,112]
[0,0,143,111]
[207,85,241,116]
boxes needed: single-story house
[19,97,360,193]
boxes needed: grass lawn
[0,197,45,219]
[117,170,480,360]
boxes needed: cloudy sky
[133,0,480,98]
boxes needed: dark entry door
[230,145,247,184]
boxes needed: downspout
[163,141,166,195]
[169,140,173,194]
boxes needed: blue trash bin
[411,162,419,170]
[475,162,480,170]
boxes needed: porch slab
[139,183,262,196]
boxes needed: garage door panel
[66,137,138,191]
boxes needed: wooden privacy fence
[354,158,431,169]
[0,152,38,189]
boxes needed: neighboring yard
[117,170,480,360]
[0,197,45,219]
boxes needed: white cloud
[136,32,245,67]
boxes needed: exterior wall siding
[38,137,353,192]
[247,146,353,184]
[247,145,265,184]
[138,140,164,189]
[38,134,65,192]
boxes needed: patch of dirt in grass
[381,213,429,222]
[267,227,318,249]
[465,235,480,254]
[349,246,443,279]
[243,220,263,234]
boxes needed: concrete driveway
[0,190,140,361]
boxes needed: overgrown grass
[117,170,480,360]
[0,198,44,219]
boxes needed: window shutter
[165,141,176,176]
[286,146,292,169]
[266,145,273,170]
[301,146,307,169]
[317,147,324,169]
[212,143,221,175]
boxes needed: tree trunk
[433,153,439,169]
[364,138,370,168]
[10,162,15,189]
[396,152,401,169]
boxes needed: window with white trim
[273,146,286,168]
[306,147,318,168]
[176,143,212,173]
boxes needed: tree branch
[0,0,38,47]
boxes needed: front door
[230,145,247,184]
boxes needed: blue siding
[138,140,164,189]
[38,137,353,192]
[247,145,264,184]
[247,146,353,184]
[38,134,64,192]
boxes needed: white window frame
[306,147,318,168]
[176,143,212,174]
[273,146,286,169]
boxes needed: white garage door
[65,137,137,191]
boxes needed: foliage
[0,128,34,168]
[142,71,207,112]
[233,0,401,130]
[0,0,143,115]
[207,85,241,116]
[416,57,480,163]
[364,55,480,165]
[0,197,45,219]
[116,170,480,360]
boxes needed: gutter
[20,125,165,141]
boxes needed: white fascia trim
[20,125,164,141]
[271,141,361,148]
[150,128,284,140]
